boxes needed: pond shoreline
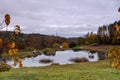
[8,50,103,68]
[79,45,120,53]
[3,45,119,61]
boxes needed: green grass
[0,60,120,80]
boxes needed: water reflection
[8,50,106,68]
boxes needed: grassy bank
[0,60,120,80]
[2,51,35,60]
[80,45,120,52]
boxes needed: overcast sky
[0,0,120,37]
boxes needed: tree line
[76,20,120,46]
[0,31,68,51]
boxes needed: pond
[7,50,106,68]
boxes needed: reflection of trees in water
[97,52,106,60]
[89,55,94,59]
[88,51,96,59]
[21,50,107,67]
[87,51,106,60]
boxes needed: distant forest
[0,31,69,50]
[84,20,120,45]
[0,20,120,51]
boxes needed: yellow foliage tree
[84,41,90,45]
[61,43,69,50]
[85,33,98,45]
[52,43,59,48]
[108,47,120,72]
[0,14,22,70]
[112,24,120,44]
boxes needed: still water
[8,50,106,68]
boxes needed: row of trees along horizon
[0,20,120,51]
[83,8,120,45]
[0,20,120,52]
[83,20,120,45]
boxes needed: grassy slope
[80,45,120,52]
[0,60,120,80]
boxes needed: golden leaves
[116,65,120,72]
[18,59,23,68]
[13,56,23,68]
[4,14,10,26]
[52,43,59,48]
[15,25,21,35]
[108,47,120,72]
[13,56,19,66]
[8,49,17,55]
[110,60,118,67]
[10,42,15,49]
[6,42,16,55]
[61,43,69,50]
[0,38,2,45]
[0,14,23,68]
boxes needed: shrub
[0,64,11,72]
[108,47,120,72]
[52,43,59,48]
[42,48,56,56]
[70,57,88,63]
[39,59,53,63]
[72,47,81,51]
[61,43,69,50]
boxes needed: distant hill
[0,31,68,50]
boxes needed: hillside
[0,31,68,50]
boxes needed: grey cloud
[0,0,119,37]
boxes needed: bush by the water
[0,64,11,72]
[42,48,56,56]
[72,47,81,51]
[39,59,53,63]
[70,57,88,63]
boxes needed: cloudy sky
[0,0,120,37]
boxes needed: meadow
[0,60,120,80]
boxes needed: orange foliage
[0,14,22,68]
[112,24,120,44]
[18,59,23,68]
[53,43,59,48]
[15,25,21,35]
[0,38,2,45]
[4,14,10,26]
[62,43,69,50]
[108,47,120,72]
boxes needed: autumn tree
[112,24,120,44]
[0,14,22,71]
[96,22,120,44]
[61,43,69,50]
[76,37,85,46]
[85,32,98,45]
[108,47,120,72]
[107,7,120,72]
[52,43,59,48]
